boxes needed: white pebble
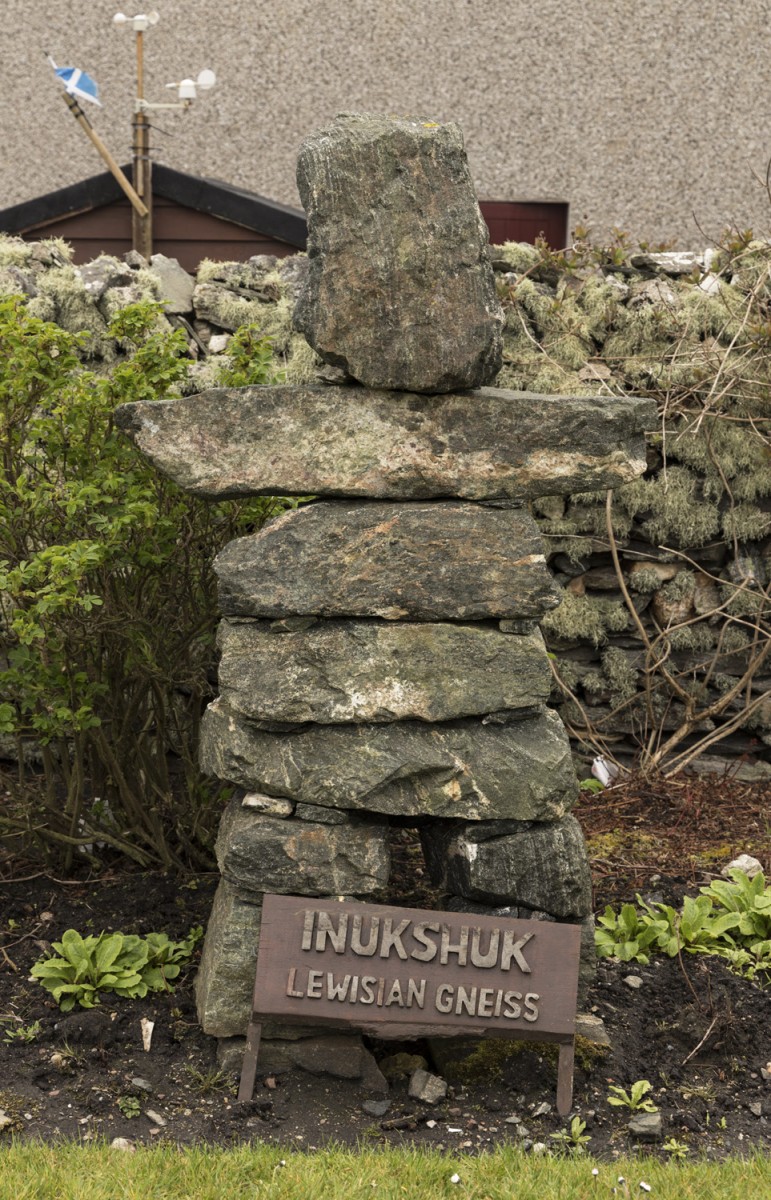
[110,1137,135,1152]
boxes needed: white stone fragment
[722,854,763,878]
[408,1068,448,1105]
[241,792,294,817]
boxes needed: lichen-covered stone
[201,700,578,821]
[420,814,592,918]
[194,880,262,1037]
[215,501,560,621]
[214,799,390,896]
[114,386,655,501]
[294,113,503,392]
[216,618,551,724]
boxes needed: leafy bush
[595,869,771,979]
[30,925,202,1011]
[0,295,282,869]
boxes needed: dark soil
[1,772,770,1159]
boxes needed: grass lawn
[2,1143,769,1200]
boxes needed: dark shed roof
[0,165,307,268]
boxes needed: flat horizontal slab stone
[216,618,551,724]
[215,799,390,897]
[115,386,655,501]
[201,700,578,821]
[420,814,592,918]
[215,500,560,621]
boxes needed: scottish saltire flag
[47,57,101,106]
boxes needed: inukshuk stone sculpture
[117,113,655,1080]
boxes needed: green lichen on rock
[540,592,629,646]
[601,646,639,702]
[493,241,542,274]
[27,265,111,358]
[719,582,769,619]
[666,414,771,505]
[0,234,72,269]
[721,504,771,544]
[628,567,667,594]
[616,467,721,548]
[667,624,716,653]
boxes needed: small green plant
[55,1040,87,1070]
[607,1080,658,1112]
[595,870,771,979]
[30,925,202,1012]
[595,903,663,964]
[578,777,604,794]
[550,1115,591,1154]
[1,1019,41,1044]
[662,1137,690,1160]
[117,1095,141,1119]
[183,1065,231,1095]
[215,323,282,388]
[680,1080,717,1104]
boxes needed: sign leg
[237,1020,263,1103]
[556,1037,575,1116]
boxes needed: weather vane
[47,10,216,258]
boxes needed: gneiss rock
[217,1033,376,1079]
[408,1068,448,1104]
[115,386,655,502]
[294,113,503,392]
[149,253,195,314]
[215,799,390,897]
[628,1112,663,1142]
[215,501,560,622]
[361,1098,391,1118]
[420,815,592,917]
[216,618,551,724]
[202,700,577,821]
[194,880,263,1037]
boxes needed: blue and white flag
[48,57,101,106]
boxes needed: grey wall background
[4,0,771,247]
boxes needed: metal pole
[132,26,153,257]
[60,92,148,218]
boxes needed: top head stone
[293,113,503,394]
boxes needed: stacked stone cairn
[118,114,655,1082]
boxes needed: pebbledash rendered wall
[3,0,771,248]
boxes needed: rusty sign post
[239,894,582,1114]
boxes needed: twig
[0,947,19,973]
[681,1015,718,1066]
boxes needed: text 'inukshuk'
[117,113,655,1079]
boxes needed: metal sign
[238,894,582,1114]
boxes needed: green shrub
[0,295,282,869]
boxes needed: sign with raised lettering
[238,895,582,1113]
